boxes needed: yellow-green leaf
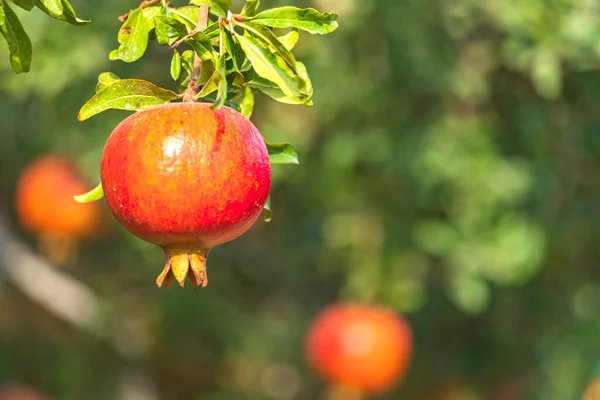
[109,8,151,63]
[237,33,301,100]
[78,79,180,121]
[249,7,337,35]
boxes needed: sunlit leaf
[237,33,301,100]
[95,72,121,93]
[235,20,296,71]
[78,79,180,121]
[249,7,338,35]
[0,1,32,73]
[266,141,299,164]
[211,53,227,110]
[278,29,299,51]
[244,76,305,104]
[73,182,104,203]
[33,0,89,25]
[109,8,151,63]
[240,0,259,17]
[189,0,231,18]
[171,50,181,81]
[236,86,254,118]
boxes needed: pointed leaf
[78,79,180,121]
[236,87,254,118]
[266,141,299,164]
[109,8,151,63]
[154,15,187,46]
[0,1,32,73]
[211,54,227,110]
[278,29,299,51]
[235,21,296,71]
[263,195,272,222]
[171,50,181,80]
[73,182,104,203]
[240,0,259,17]
[95,72,121,93]
[244,76,305,104]
[296,61,313,105]
[169,5,199,29]
[237,33,301,100]
[249,7,338,35]
[10,0,35,11]
[33,0,89,25]
[186,35,215,62]
[223,28,244,71]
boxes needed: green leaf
[237,33,301,100]
[238,86,254,118]
[154,15,187,46]
[222,28,244,71]
[196,69,219,98]
[249,7,338,35]
[189,0,231,19]
[266,141,299,164]
[168,6,199,29]
[171,50,181,80]
[278,29,299,51]
[0,1,32,73]
[296,61,313,105]
[263,195,271,222]
[10,0,35,11]
[109,8,151,63]
[78,79,180,121]
[95,72,121,93]
[33,0,89,25]
[235,21,296,71]
[240,0,259,17]
[186,35,215,62]
[73,182,104,203]
[211,55,227,110]
[244,76,304,104]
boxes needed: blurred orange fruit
[15,154,103,265]
[305,303,413,395]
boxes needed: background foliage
[2,0,600,399]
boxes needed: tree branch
[182,6,210,102]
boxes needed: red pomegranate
[100,102,271,289]
[304,303,413,395]
[15,154,103,265]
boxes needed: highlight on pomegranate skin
[100,102,271,289]
[304,303,413,395]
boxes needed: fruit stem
[326,385,368,400]
[182,5,210,103]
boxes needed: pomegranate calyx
[157,245,210,289]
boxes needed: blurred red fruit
[304,303,413,395]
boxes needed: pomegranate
[304,303,413,395]
[15,154,102,265]
[100,102,271,289]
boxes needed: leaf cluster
[0,0,88,73]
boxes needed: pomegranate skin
[305,303,413,395]
[100,102,271,288]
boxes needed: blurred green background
[2,0,600,399]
